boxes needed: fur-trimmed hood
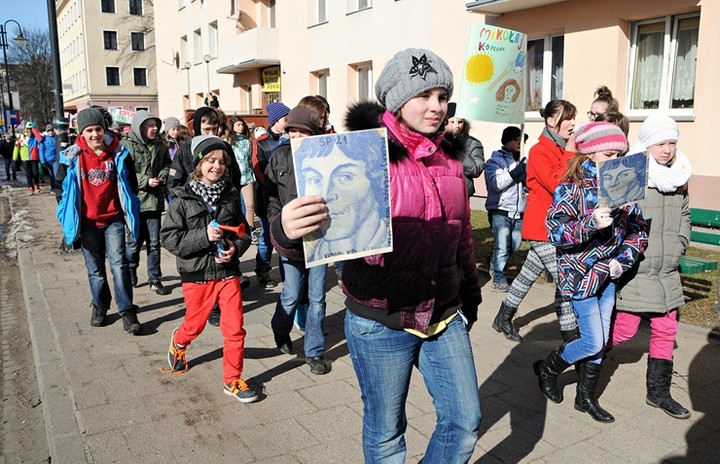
[344,101,464,163]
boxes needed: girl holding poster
[492,100,580,343]
[536,121,648,423]
[278,48,482,463]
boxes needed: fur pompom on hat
[375,48,454,113]
[77,108,108,133]
[639,114,679,149]
[266,102,291,128]
[574,121,628,154]
[191,135,231,168]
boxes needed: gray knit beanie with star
[375,48,454,113]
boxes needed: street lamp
[203,54,211,105]
[182,61,191,109]
[0,20,28,138]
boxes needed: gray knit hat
[163,116,182,131]
[375,48,454,113]
[77,108,107,133]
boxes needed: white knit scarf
[648,150,692,193]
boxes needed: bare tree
[9,28,53,126]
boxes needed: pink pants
[175,277,246,384]
[609,309,678,360]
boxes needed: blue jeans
[490,212,522,285]
[345,311,481,463]
[562,282,616,365]
[126,211,162,283]
[255,217,274,273]
[271,257,327,357]
[80,220,134,314]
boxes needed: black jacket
[161,182,251,282]
[253,129,283,219]
[263,139,304,261]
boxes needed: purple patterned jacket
[546,159,648,300]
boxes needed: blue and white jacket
[56,133,140,246]
[484,147,526,219]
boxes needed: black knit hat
[191,135,231,168]
[501,126,528,145]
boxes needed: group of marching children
[52,44,693,463]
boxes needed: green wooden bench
[679,208,720,274]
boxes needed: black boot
[208,305,220,327]
[561,328,579,343]
[574,362,615,423]
[492,302,523,342]
[646,357,691,419]
[533,345,571,403]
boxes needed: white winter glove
[608,259,623,279]
[591,207,612,229]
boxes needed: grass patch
[470,210,720,330]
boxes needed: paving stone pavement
[8,188,720,463]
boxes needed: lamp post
[203,54,211,105]
[182,61,191,109]
[0,20,28,138]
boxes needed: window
[129,0,142,15]
[133,68,147,86]
[106,67,120,86]
[180,35,188,64]
[135,106,149,111]
[311,0,327,25]
[131,32,145,51]
[103,31,118,50]
[101,0,115,13]
[352,63,372,101]
[525,35,564,113]
[314,69,329,97]
[629,13,699,114]
[177,0,187,9]
[347,0,371,13]
[208,22,218,58]
[193,29,202,64]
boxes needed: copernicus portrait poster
[596,151,648,209]
[291,128,393,268]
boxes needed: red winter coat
[521,133,574,241]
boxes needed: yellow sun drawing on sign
[465,54,494,84]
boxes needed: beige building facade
[154,0,717,207]
[57,0,158,119]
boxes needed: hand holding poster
[596,152,648,209]
[291,128,393,267]
[457,24,527,124]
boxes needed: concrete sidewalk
[9,188,720,463]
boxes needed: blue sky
[3,0,50,33]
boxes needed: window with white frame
[525,35,564,113]
[133,68,147,86]
[103,30,118,50]
[180,35,188,64]
[310,0,327,25]
[106,67,120,86]
[131,32,145,51]
[628,13,699,114]
[208,22,218,58]
[347,0,371,13]
[193,29,202,64]
[353,63,372,101]
[101,0,115,13]
[316,70,329,97]
[129,0,142,15]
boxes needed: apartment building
[57,0,158,119]
[154,0,717,207]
